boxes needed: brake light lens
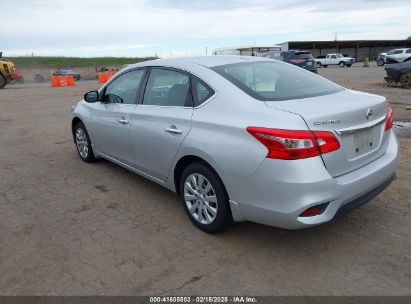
[385,104,393,131]
[289,59,305,64]
[246,127,340,160]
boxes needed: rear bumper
[229,130,399,229]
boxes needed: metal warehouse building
[278,40,411,61]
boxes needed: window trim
[138,66,195,108]
[101,67,148,105]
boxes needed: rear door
[130,67,194,181]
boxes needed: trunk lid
[265,89,390,177]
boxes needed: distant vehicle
[0,51,23,89]
[53,69,81,80]
[385,61,411,88]
[376,53,388,66]
[213,45,282,60]
[281,50,317,73]
[316,53,355,68]
[385,48,411,64]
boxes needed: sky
[1,0,410,58]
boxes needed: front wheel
[74,122,96,162]
[377,58,385,66]
[316,62,322,68]
[180,162,231,233]
[339,61,345,67]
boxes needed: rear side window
[406,49,411,54]
[143,68,192,107]
[212,61,342,101]
[192,76,215,106]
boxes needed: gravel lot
[0,63,410,295]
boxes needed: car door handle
[117,119,129,124]
[165,126,182,135]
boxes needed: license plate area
[353,129,374,155]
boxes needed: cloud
[1,0,410,56]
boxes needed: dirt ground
[0,62,410,296]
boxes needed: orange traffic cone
[67,75,75,86]
[51,75,60,87]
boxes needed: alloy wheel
[184,173,218,225]
[76,128,89,159]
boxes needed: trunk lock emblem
[366,108,373,120]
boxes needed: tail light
[289,59,305,64]
[246,127,340,160]
[385,104,393,131]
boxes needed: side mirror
[84,91,99,103]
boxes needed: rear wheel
[346,64,352,67]
[400,73,411,89]
[180,162,231,233]
[323,65,328,68]
[0,74,6,89]
[339,61,345,67]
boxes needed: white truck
[316,53,355,68]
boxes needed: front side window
[104,69,145,104]
[143,69,191,107]
[212,61,342,101]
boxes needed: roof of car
[128,55,271,69]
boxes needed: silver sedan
[71,56,399,233]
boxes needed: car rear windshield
[296,53,313,60]
[286,52,313,60]
[212,61,342,101]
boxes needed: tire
[377,58,385,66]
[74,122,96,162]
[339,61,345,67]
[35,74,44,83]
[316,62,322,68]
[323,65,328,68]
[346,64,352,67]
[400,73,411,89]
[179,162,231,233]
[0,74,6,89]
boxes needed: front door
[89,69,145,165]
